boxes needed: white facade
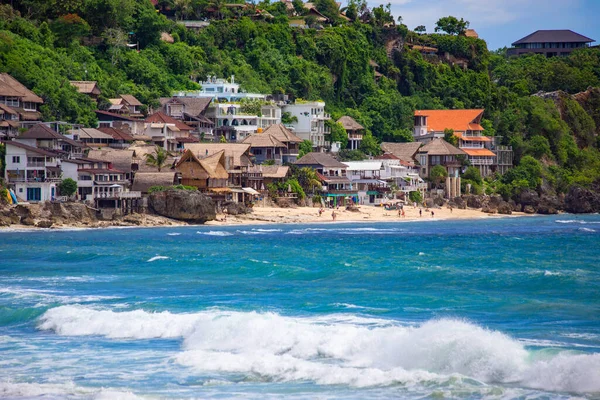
[282,102,330,149]
[4,143,59,202]
[176,76,266,102]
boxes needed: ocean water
[0,215,599,399]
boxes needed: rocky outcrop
[565,185,600,214]
[149,189,216,223]
[223,201,251,215]
[0,202,98,227]
[451,197,466,209]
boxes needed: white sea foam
[166,232,181,236]
[0,287,118,306]
[198,231,233,236]
[146,256,169,262]
[37,306,600,393]
[254,228,282,232]
[0,381,146,400]
[556,219,600,225]
[579,227,596,232]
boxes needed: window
[27,187,41,201]
[5,97,19,107]
[12,156,20,163]
[23,102,37,111]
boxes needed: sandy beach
[207,204,526,226]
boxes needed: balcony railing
[469,158,494,165]
[27,162,45,167]
[94,191,141,199]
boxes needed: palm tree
[298,167,322,194]
[145,146,171,172]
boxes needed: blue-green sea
[0,215,599,399]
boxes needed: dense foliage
[1,1,599,198]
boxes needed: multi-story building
[175,75,266,102]
[282,101,330,150]
[507,30,594,57]
[413,109,511,177]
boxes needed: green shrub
[148,185,166,193]
[312,194,322,205]
[409,191,423,204]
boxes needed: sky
[373,0,600,51]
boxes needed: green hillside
[1,0,600,198]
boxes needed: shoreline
[0,204,535,232]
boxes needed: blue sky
[374,0,599,51]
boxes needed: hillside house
[413,109,510,177]
[337,116,364,150]
[70,81,101,101]
[159,97,214,139]
[108,95,144,118]
[15,124,84,160]
[96,110,147,137]
[416,138,465,180]
[508,30,595,57]
[0,73,44,137]
[295,152,356,206]
[282,101,330,150]
[144,112,197,152]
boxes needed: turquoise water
[0,215,599,399]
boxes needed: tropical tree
[298,140,313,158]
[414,25,426,34]
[434,16,469,35]
[429,164,448,188]
[296,167,322,194]
[59,178,78,197]
[145,146,171,172]
[443,128,458,146]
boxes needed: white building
[282,101,330,150]
[176,75,266,102]
[3,141,61,202]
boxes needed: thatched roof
[129,145,178,172]
[160,97,212,118]
[262,124,303,143]
[0,73,43,103]
[70,81,101,95]
[176,149,228,180]
[69,128,113,140]
[87,149,135,173]
[337,116,364,131]
[419,138,466,156]
[184,143,252,168]
[295,152,347,168]
[380,142,422,163]
[242,132,286,148]
[120,94,143,106]
[132,172,178,193]
[98,127,135,142]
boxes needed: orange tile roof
[462,148,496,157]
[414,109,484,133]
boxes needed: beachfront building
[175,149,229,191]
[14,124,84,160]
[413,109,502,177]
[0,73,44,137]
[337,116,364,150]
[507,30,595,57]
[416,137,465,183]
[342,160,387,205]
[3,141,61,202]
[132,172,180,195]
[242,124,302,165]
[68,128,115,148]
[375,152,427,198]
[87,148,136,183]
[60,157,129,202]
[282,101,330,151]
[295,152,357,206]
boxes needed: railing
[469,158,494,165]
[27,162,45,167]
[401,184,427,192]
[94,191,141,200]
[7,177,60,183]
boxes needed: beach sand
[207,204,525,226]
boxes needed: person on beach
[402,209,406,218]
[318,208,323,217]
[431,211,434,217]
[331,210,337,221]
[419,209,422,217]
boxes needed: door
[27,187,41,202]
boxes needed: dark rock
[523,205,536,214]
[508,200,520,212]
[433,196,445,207]
[223,201,251,215]
[465,195,483,209]
[35,219,53,228]
[22,217,35,226]
[346,205,360,212]
[537,194,563,214]
[565,185,600,213]
[425,198,435,208]
[452,197,466,209]
[516,189,540,207]
[497,201,513,215]
[149,189,216,223]
[0,215,11,227]
[482,205,497,214]
[488,195,502,207]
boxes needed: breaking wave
[37,306,600,393]
[197,231,233,236]
[146,256,169,262]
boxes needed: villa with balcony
[295,152,356,206]
[175,75,266,103]
[3,141,61,202]
[61,157,129,202]
[413,109,509,177]
[282,101,330,151]
[337,116,364,150]
[144,112,197,152]
[507,30,594,57]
